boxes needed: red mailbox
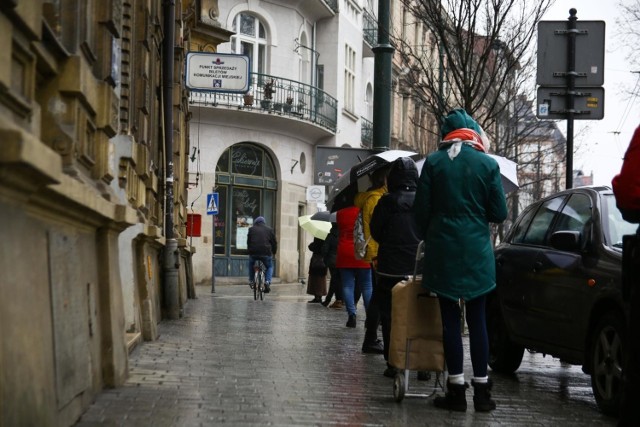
[186,213,202,237]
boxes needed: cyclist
[247,216,277,293]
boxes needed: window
[551,194,592,236]
[520,196,566,246]
[231,13,267,75]
[344,44,356,113]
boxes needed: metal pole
[565,8,578,190]
[162,0,179,319]
[211,209,216,293]
[372,0,394,151]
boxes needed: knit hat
[440,109,481,138]
[254,216,265,224]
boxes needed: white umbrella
[488,154,518,194]
[414,154,519,193]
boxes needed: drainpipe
[163,0,179,319]
[372,0,394,151]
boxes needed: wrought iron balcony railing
[361,117,373,148]
[323,0,338,13]
[188,73,338,133]
[363,10,377,47]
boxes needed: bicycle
[253,259,267,301]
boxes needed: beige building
[0,1,214,425]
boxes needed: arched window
[231,13,267,75]
[365,82,373,120]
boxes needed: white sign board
[186,52,250,93]
[306,185,325,203]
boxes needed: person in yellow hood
[354,167,388,354]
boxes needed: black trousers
[620,231,640,425]
[377,275,404,361]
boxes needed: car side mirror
[549,230,581,252]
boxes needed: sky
[542,1,640,186]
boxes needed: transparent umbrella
[298,215,332,240]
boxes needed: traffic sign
[537,20,605,87]
[536,87,604,120]
[206,193,219,215]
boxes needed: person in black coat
[247,216,277,292]
[370,157,422,377]
[321,222,344,308]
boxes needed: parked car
[488,186,636,416]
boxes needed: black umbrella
[327,150,419,211]
[310,211,336,222]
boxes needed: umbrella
[298,215,332,239]
[310,211,337,222]
[414,153,519,193]
[488,154,519,194]
[327,150,418,211]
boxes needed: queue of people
[252,109,512,414]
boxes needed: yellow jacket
[354,185,387,263]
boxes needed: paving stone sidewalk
[75,282,617,426]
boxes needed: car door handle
[533,261,543,272]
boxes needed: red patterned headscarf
[440,128,487,153]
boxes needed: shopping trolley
[390,241,446,402]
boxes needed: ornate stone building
[0,1,212,424]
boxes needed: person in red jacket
[336,206,372,328]
[612,124,640,426]
[612,125,640,223]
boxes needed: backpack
[353,209,371,260]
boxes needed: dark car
[488,186,636,416]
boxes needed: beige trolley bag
[389,241,446,402]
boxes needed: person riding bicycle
[247,216,277,293]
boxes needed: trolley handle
[413,240,425,281]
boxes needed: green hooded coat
[414,144,507,301]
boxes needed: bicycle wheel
[253,270,259,300]
[257,271,264,301]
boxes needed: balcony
[323,0,338,13]
[361,117,373,148]
[362,10,377,57]
[189,73,338,135]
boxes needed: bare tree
[392,0,553,141]
[617,0,640,71]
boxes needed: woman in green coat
[414,109,507,413]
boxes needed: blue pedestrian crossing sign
[206,193,219,215]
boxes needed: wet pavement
[75,282,618,426]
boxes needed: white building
[187,0,378,283]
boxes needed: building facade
[1,1,199,425]
[187,0,389,284]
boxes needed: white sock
[448,373,465,385]
[473,376,488,384]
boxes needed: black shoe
[471,379,496,412]
[249,281,255,290]
[434,382,469,412]
[264,284,271,293]
[308,297,322,303]
[362,339,384,354]
[384,366,399,378]
[321,299,331,307]
[346,314,356,328]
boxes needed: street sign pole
[212,211,216,293]
[536,9,605,190]
[566,9,577,190]
[207,191,220,293]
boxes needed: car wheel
[487,296,524,374]
[589,312,626,416]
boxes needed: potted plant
[243,91,254,107]
[261,79,275,110]
[283,96,294,113]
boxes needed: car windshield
[603,194,638,248]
